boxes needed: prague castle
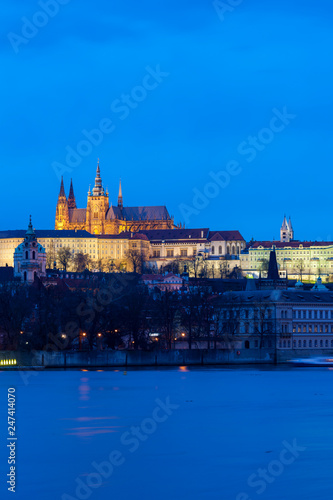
[55,162,177,235]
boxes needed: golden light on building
[0,359,17,366]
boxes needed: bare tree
[293,259,304,281]
[57,247,72,271]
[46,239,56,269]
[219,260,228,279]
[73,252,91,272]
[126,248,146,273]
[251,298,275,349]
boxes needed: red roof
[250,240,333,249]
[209,230,245,242]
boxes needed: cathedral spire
[68,178,77,209]
[118,178,123,208]
[92,159,103,196]
[55,177,69,230]
[59,176,66,197]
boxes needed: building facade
[0,226,245,276]
[55,162,177,235]
[241,240,333,281]
[213,282,333,350]
[240,216,333,281]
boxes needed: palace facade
[55,162,177,235]
[240,217,333,281]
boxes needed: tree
[251,298,275,349]
[104,259,116,273]
[94,258,104,272]
[73,252,91,273]
[153,290,180,349]
[180,288,201,349]
[46,239,56,269]
[219,260,228,279]
[187,255,201,279]
[126,248,146,273]
[57,247,72,271]
[120,287,150,348]
[293,259,304,281]
[259,258,269,274]
[0,284,34,349]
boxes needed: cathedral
[55,162,177,235]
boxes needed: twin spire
[58,176,76,208]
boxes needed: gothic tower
[280,215,294,243]
[118,179,123,209]
[86,161,109,234]
[14,216,46,283]
[55,177,69,230]
[68,178,77,209]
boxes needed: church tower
[86,161,109,234]
[280,215,294,243]
[68,179,77,209]
[118,179,123,209]
[55,177,69,230]
[14,216,46,283]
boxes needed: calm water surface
[0,366,332,500]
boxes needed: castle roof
[69,208,86,224]
[208,230,245,241]
[138,228,209,242]
[0,230,96,239]
[106,205,170,221]
[250,241,333,249]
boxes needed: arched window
[227,245,230,254]
[218,245,222,254]
[244,340,250,349]
[32,251,35,260]
[25,251,28,260]
[211,246,215,255]
[24,271,27,281]
[232,245,235,255]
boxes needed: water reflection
[65,426,121,437]
[79,377,90,401]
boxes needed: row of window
[281,310,333,319]
[296,310,331,319]
[293,324,333,333]
[280,339,333,348]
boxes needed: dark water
[0,367,332,499]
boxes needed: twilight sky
[1,0,333,241]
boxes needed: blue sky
[1,0,333,241]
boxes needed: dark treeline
[0,275,231,352]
